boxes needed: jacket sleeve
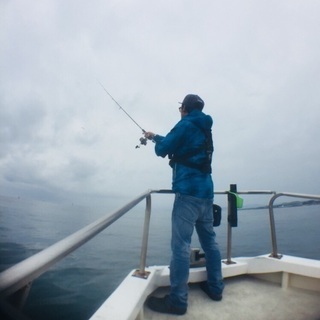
[153,122,185,158]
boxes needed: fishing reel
[135,137,148,148]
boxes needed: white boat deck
[90,255,320,320]
[143,275,320,320]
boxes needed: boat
[1,187,320,319]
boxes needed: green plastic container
[229,192,244,209]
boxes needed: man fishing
[144,94,224,315]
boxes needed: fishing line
[97,80,147,148]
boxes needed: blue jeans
[169,193,224,308]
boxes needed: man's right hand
[144,132,155,140]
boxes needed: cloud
[1,0,320,206]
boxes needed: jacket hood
[184,109,213,131]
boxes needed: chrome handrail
[1,188,319,313]
[0,189,156,299]
[222,190,276,264]
[268,192,320,258]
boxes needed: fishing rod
[98,80,148,148]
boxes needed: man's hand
[144,132,155,140]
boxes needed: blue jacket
[153,109,214,199]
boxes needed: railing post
[268,194,283,259]
[223,184,237,265]
[8,282,32,309]
[133,194,152,279]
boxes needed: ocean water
[0,194,319,319]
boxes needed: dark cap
[180,94,205,112]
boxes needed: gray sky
[1,0,320,206]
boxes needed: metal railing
[1,188,320,314]
[219,190,276,264]
[268,192,320,258]
[0,189,172,310]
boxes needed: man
[144,94,224,315]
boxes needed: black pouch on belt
[213,204,222,227]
